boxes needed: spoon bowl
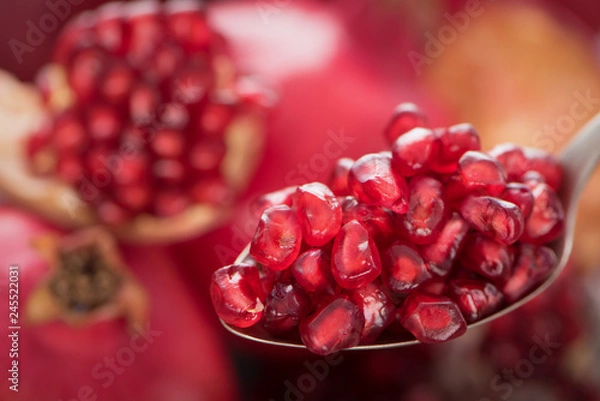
[221,112,600,350]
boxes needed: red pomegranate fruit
[0,206,237,401]
[210,104,566,354]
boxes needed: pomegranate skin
[250,205,303,271]
[293,182,343,247]
[348,153,410,214]
[0,206,237,401]
[460,196,524,246]
[331,220,382,289]
[399,292,467,344]
[299,296,365,355]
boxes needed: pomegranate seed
[329,157,354,196]
[432,123,481,174]
[299,297,364,355]
[189,139,227,173]
[129,84,160,124]
[460,196,524,246]
[448,279,504,323]
[458,151,507,196]
[396,175,446,245]
[68,48,107,102]
[501,244,557,303]
[521,183,565,245]
[251,186,297,218]
[150,43,185,82]
[210,264,264,328]
[114,183,151,212]
[382,241,431,294]
[291,248,336,294]
[166,8,211,52]
[391,127,441,176]
[56,155,84,184]
[521,171,546,188]
[96,200,131,225]
[250,205,303,271]
[189,177,234,204]
[399,292,467,343]
[500,183,534,220]
[384,103,429,144]
[199,101,236,134]
[348,153,409,214]
[419,278,448,296]
[263,282,311,335]
[153,159,186,184]
[53,113,86,154]
[331,220,382,289]
[340,196,394,242]
[113,154,149,186]
[488,143,528,182]
[158,102,189,130]
[459,234,514,281]
[351,281,396,343]
[87,105,122,142]
[151,128,185,158]
[421,213,469,276]
[152,189,190,217]
[101,63,134,105]
[523,147,563,191]
[293,182,342,247]
[94,14,129,56]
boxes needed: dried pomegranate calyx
[26,228,148,328]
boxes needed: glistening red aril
[384,102,429,144]
[398,292,467,344]
[210,264,265,328]
[391,127,440,176]
[209,103,566,353]
[460,196,524,246]
[293,182,342,247]
[299,297,365,355]
[396,175,446,245]
[250,205,303,271]
[331,220,382,289]
[348,153,409,214]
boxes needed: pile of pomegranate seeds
[27,1,269,225]
[211,103,565,355]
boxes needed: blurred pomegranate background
[1,0,600,400]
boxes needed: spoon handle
[559,112,600,209]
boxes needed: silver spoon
[221,113,600,350]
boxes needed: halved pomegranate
[1,1,270,243]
